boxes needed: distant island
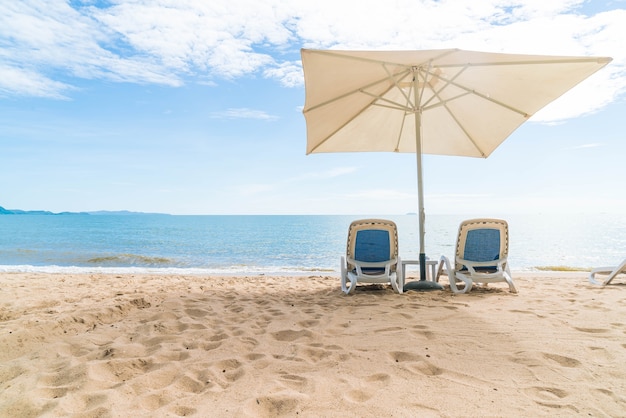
[0,206,167,216]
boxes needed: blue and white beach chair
[436,218,517,294]
[340,219,402,294]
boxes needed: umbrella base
[403,280,444,292]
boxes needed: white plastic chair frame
[436,218,517,294]
[340,219,402,294]
[589,259,626,286]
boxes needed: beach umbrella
[301,48,611,290]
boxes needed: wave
[86,254,173,266]
[0,264,334,276]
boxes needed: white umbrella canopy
[301,48,611,285]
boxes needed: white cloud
[565,143,602,150]
[237,166,357,197]
[1,0,625,121]
[209,108,278,120]
[238,183,276,195]
[347,189,416,200]
[0,65,73,99]
[263,61,304,87]
[293,167,357,181]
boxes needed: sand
[1,271,625,417]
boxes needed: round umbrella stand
[403,279,443,292]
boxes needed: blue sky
[1,0,626,215]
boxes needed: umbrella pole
[403,69,443,292]
[415,107,427,282]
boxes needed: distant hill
[0,206,86,215]
[87,210,169,216]
[0,206,167,215]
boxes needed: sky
[1,0,626,215]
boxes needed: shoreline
[0,264,591,277]
[1,271,624,416]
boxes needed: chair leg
[451,274,473,294]
[504,274,518,293]
[440,256,471,294]
[340,256,350,294]
[389,273,401,294]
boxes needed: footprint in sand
[587,345,613,361]
[509,309,545,319]
[300,345,332,363]
[139,393,172,411]
[34,386,69,400]
[208,358,245,388]
[343,373,391,403]
[345,389,374,403]
[38,363,87,388]
[88,358,152,383]
[542,353,582,368]
[184,307,211,318]
[298,319,320,328]
[169,405,197,417]
[130,363,180,390]
[277,372,311,391]
[574,327,609,334]
[374,326,404,333]
[365,373,391,385]
[389,351,442,376]
[173,374,206,393]
[209,332,229,342]
[271,329,313,342]
[56,392,108,414]
[523,386,575,410]
[410,325,435,340]
[244,395,301,417]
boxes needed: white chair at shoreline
[340,219,402,294]
[589,259,626,286]
[436,218,517,294]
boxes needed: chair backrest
[455,218,508,271]
[346,219,398,272]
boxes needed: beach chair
[588,259,626,286]
[436,218,517,294]
[340,219,402,294]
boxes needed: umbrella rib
[434,56,611,68]
[419,65,466,108]
[360,90,413,112]
[420,65,531,118]
[303,48,461,71]
[414,66,490,157]
[444,103,488,157]
[383,63,414,108]
[303,68,412,114]
[306,66,414,154]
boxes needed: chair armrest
[456,257,507,268]
[347,258,397,268]
[456,257,507,275]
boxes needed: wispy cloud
[566,143,603,150]
[0,65,74,99]
[238,167,357,196]
[293,167,358,181]
[347,189,416,200]
[238,183,276,195]
[1,0,625,121]
[209,108,278,120]
[428,193,493,199]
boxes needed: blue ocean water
[0,214,625,274]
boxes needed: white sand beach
[1,272,625,417]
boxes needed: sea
[1,213,625,275]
